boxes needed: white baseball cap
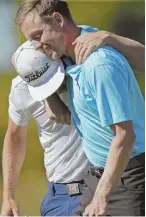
[13,41,65,101]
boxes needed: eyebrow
[29,29,42,39]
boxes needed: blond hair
[15,0,72,27]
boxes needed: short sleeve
[88,63,133,127]
[8,86,30,126]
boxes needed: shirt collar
[66,64,82,81]
[62,56,81,81]
[64,25,99,80]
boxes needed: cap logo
[24,62,50,83]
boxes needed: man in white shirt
[1,41,90,217]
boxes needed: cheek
[41,27,54,42]
[56,33,65,48]
[43,30,59,44]
[52,33,64,50]
[41,33,51,43]
[21,26,29,40]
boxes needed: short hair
[15,0,73,27]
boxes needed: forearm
[94,133,135,200]
[108,33,145,71]
[2,131,26,199]
[45,93,63,105]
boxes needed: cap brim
[28,63,65,102]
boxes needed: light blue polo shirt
[66,26,145,168]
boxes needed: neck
[65,22,81,62]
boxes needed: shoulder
[11,75,27,90]
[83,46,128,72]
[10,76,29,100]
[9,76,31,109]
[82,46,129,82]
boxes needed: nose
[33,41,43,50]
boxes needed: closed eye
[33,33,41,41]
[30,31,42,41]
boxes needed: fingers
[74,42,98,65]
[72,39,77,46]
[73,31,109,65]
[73,33,90,46]
[54,112,71,125]
[50,116,63,124]
[75,44,96,65]
[12,201,19,216]
[0,210,12,216]
[32,41,42,51]
[77,46,88,65]
[0,199,19,217]
[50,112,71,125]
[75,42,91,65]
[74,41,85,64]
[65,111,71,125]
[59,115,66,125]
[12,206,19,216]
[81,45,96,63]
[83,210,96,216]
[50,116,56,122]
[54,117,62,124]
[83,205,90,216]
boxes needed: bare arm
[84,121,135,216]
[108,33,145,71]
[1,117,27,216]
[73,31,145,71]
[96,121,135,196]
[45,93,71,125]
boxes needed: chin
[53,56,60,61]
[52,53,61,61]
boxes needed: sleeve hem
[9,111,29,127]
[101,117,133,127]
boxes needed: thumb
[72,39,77,46]
[12,206,19,216]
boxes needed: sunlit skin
[21,10,80,61]
[21,10,81,94]
[56,78,67,94]
[21,11,66,60]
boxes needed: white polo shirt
[9,76,89,183]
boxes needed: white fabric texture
[8,76,89,183]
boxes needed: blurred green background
[0,0,145,215]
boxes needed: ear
[52,12,64,28]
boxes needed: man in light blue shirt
[65,28,145,216]
[66,33,144,168]
[17,0,145,216]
